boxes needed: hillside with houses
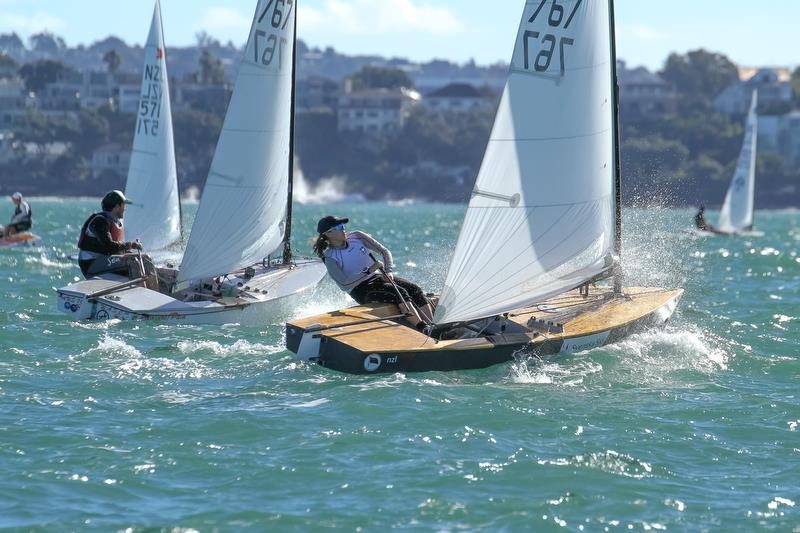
[0,31,798,206]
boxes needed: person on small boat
[313,215,433,327]
[694,205,715,232]
[77,190,158,288]
[0,192,32,238]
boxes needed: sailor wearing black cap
[76,190,158,288]
[313,215,433,326]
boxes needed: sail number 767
[253,0,294,70]
[522,0,582,75]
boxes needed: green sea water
[1,199,798,532]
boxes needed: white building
[91,143,130,179]
[714,68,793,115]
[0,77,33,128]
[337,88,420,135]
[758,111,800,169]
[423,83,492,113]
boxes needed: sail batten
[434,0,616,325]
[177,0,295,284]
[123,0,181,252]
[717,91,758,234]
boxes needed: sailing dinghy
[286,0,683,373]
[57,0,325,324]
[706,90,759,236]
[122,0,182,254]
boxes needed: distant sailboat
[57,0,326,324]
[716,90,758,235]
[286,0,683,374]
[123,0,181,252]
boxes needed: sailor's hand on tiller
[128,241,143,251]
[368,261,384,273]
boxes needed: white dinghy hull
[57,259,325,325]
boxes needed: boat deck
[286,286,684,373]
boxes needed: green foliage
[102,49,121,74]
[660,49,739,110]
[18,60,76,93]
[0,52,17,71]
[622,135,690,179]
[347,66,414,91]
[198,49,226,85]
[792,66,800,101]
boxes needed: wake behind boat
[286,0,683,374]
[57,0,325,324]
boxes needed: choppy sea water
[1,199,798,531]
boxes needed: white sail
[124,0,181,251]
[177,0,295,284]
[717,90,758,234]
[435,0,615,325]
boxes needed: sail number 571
[522,0,582,75]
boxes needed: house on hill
[422,83,492,113]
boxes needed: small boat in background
[689,91,760,237]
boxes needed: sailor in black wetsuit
[694,205,716,232]
[77,190,158,289]
[0,192,32,237]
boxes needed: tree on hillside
[198,49,226,85]
[0,33,25,52]
[660,49,738,110]
[18,59,76,92]
[347,65,414,91]
[0,52,18,77]
[102,49,121,74]
[29,32,66,54]
[791,66,800,102]
[195,31,221,49]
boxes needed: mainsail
[177,0,295,283]
[124,0,181,251]
[717,90,758,234]
[435,0,616,325]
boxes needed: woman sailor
[313,215,433,328]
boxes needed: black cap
[317,215,349,234]
[102,190,132,211]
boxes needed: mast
[282,0,298,265]
[609,0,623,293]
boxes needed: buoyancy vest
[323,235,377,290]
[77,212,124,250]
[14,202,31,223]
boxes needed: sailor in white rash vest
[313,215,434,327]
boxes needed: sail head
[434,0,616,325]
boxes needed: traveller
[313,215,433,327]
[77,190,158,289]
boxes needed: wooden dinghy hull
[286,287,683,374]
